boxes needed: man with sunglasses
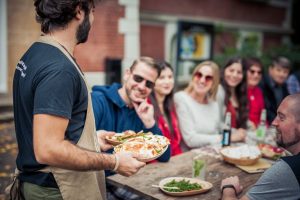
[91,57,170,200]
[259,56,290,123]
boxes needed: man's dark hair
[34,0,97,33]
[130,57,162,77]
[271,56,291,70]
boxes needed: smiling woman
[174,61,223,150]
[217,57,248,144]
[218,57,248,130]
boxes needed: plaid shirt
[287,74,300,94]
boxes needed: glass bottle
[222,112,231,147]
[256,109,267,143]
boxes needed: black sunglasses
[132,74,155,89]
[249,69,262,75]
[194,72,213,83]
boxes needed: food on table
[257,143,285,160]
[114,133,170,161]
[220,145,261,166]
[163,179,202,192]
[105,130,151,145]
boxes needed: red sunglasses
[194,72,213,82]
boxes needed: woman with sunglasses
[174,61,222,150]
[245,57,265,128]
[218,57,247,141]
[149,61,182,156]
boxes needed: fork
[151,185,179,190]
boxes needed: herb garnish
[163,179,202,192]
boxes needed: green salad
[163,179,202,192]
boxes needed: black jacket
[259,75,289,123]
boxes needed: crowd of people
[8,0,300,200]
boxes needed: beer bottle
[222,112,232,147]
[256,109,267,142]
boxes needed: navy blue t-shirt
[13,42,88,187]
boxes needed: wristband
[221,184,237,196]
[113,154,119,171]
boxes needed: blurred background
[0,0,300,196]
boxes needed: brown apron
[37,35,106,200]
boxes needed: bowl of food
[114,134,170,162]
[158,177,212,196]
[220,145,261,166]
[257,143,285,160]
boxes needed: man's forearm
[37,139,116,171]
[222,188,238,200]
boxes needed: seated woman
[149,61,182,156]
[245,57,265,128]
[174,61,222,150]
[217,57,247,141]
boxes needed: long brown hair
[149,61,175,134]
[221,57,248,129]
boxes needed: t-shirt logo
[16,60,27,78]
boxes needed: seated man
[220,94,300,200]
[91,57,171,199]
[259,56,290,122]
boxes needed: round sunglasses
[248,69,262,75]
[194,72,213,83]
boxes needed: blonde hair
[185,61,220,100]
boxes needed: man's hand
[221,176,243,197]
[96,130,115,151]
[115,152,146,176]
[132,100,155,128]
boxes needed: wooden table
[107,150,263,200]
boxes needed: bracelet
[113,154,119,171]
[221,184,237,196]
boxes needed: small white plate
[158,177,212,196]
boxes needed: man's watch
[221,184,237,196]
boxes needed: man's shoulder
[91,83,123,106]
[24,42,77,73]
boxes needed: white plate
[158,177,212,196]
[114,143,169,162]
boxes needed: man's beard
[276,128,300,148]
[125,85,145,106]
[76,14,91,44]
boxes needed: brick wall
[7,0,124,94]
[7,0,40,94]
[263,33,282,51]
[74,0,125,72]
[141,0,286,27]
[140,24,165,60]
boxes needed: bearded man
[12,1,145,199]
[220,94,300,200]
